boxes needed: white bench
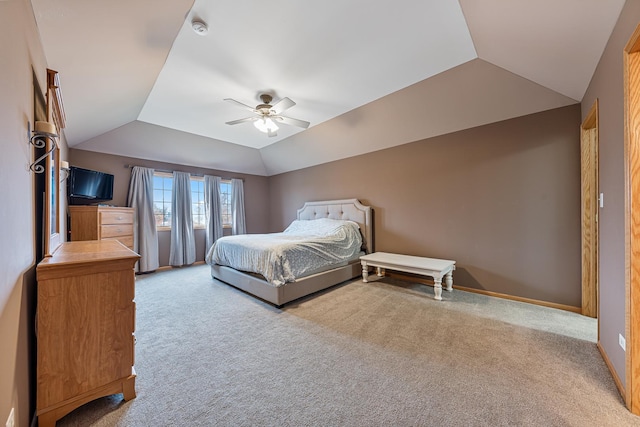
[360,252,456,300]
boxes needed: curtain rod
[124,164,244,181]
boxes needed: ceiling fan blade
[275,115,310,129]
[224,98,257,113]
[270,97,296,114]
[225,117,257,125]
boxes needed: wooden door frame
[624,23,640,415]
[581,100,599,319]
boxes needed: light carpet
[56,264,639,426]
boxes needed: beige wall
[581,0,640,389]
[269,104,582,306]
[68,149,271,266]
[0,1,68,426]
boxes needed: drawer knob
[117,216,123,220]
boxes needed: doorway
[581,100,599,320]
[624,23,640,415]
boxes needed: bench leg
[362,262,369,283]
[376,267,385,277]
[445,271,453,292]
[433,277,443,301]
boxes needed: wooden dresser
[36,240,140,427]
[69,205,134,250]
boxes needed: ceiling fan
[224,93,310,137]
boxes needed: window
[191,177,205,228]
[153,173,172,228]
[220,180,232,227]
[152,172,233,229]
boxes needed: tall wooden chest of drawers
[69,205,134,250]
[36,240,140,427]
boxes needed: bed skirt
[211,261,362,307]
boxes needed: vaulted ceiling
[31,0,625,176]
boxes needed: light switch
[600,192,604,208]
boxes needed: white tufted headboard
[297,199,373,253]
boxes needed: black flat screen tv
[67,166,114,205]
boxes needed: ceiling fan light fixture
[254,117,279,134]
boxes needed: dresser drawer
[101,210,133,225]
[114,235,134,250]
[101,224,133,238]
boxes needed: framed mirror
[44,134,60,256]
[43,69,64,257]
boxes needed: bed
[206,199,373,307]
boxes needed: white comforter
[205,218,363,286]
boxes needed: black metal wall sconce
[29,120,58,174]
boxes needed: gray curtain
[231,178,246,235]
[127,166,159,273]
[204,175,223,254]
[169,171,196,266]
